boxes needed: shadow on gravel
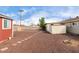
[38,29,51,34]
[64,33,79,41]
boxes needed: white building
[62,16,79,34]
[46,22,66,34]
[46,16,79,34]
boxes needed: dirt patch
[63,40,79,47]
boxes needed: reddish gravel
[0,30,79,53]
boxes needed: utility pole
[18,9,24,31]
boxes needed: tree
[39,17,46,30]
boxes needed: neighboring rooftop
[46,16,79,24]
[62,16,79,23]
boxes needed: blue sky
[0,6,79,25]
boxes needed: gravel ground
[0,29,79,53]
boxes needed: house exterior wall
[68,25,79,34]
[0,18,2,41]
[65,21,79,34]
[0,17,12,41]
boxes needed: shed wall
[46,24,52,33]
[51,25,66,34]
[0,18,12,41]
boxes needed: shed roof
[0,14,13,20]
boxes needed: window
[72,22,75,25]
[72,22,78,26]
[2,18,11,29]
[4,20,8,28]
[51,24,53,25]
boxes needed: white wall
[67,25,79,34]
[46,24,52,33]
[51,25,66,34]
[65,21,79,34]
[46,24,66,34]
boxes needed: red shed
[0,14,13,43]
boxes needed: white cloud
[26,11,49,25]
[28,11,64,24]
[45,18,62,23]
[14,6,79,26]
[18,7,36,16]
[6,13,16,17]
[59,7,79,18]
[0,12,17,19]
[21,9,28,15]
[21,11,63,25]
[13,11,49,26]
